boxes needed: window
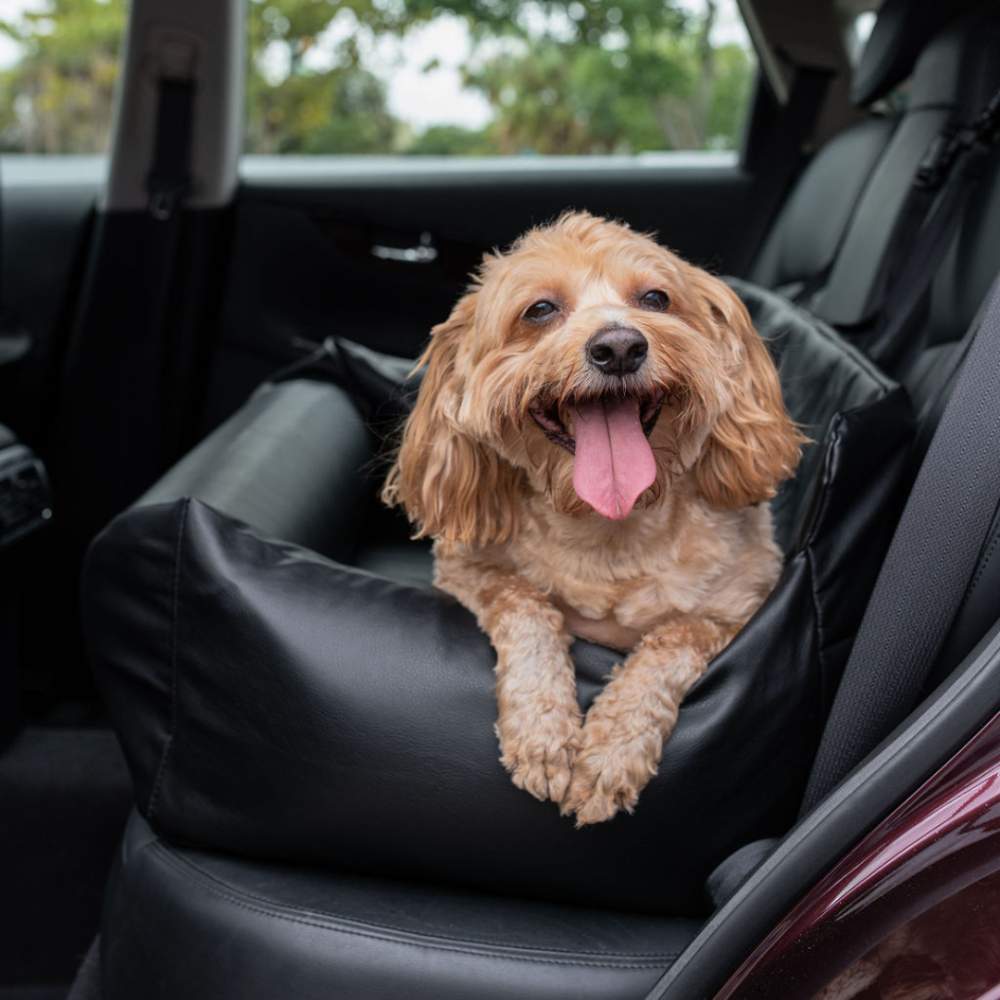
[0,0,757,157]
[246,0,757,156]
[0,0,125,153]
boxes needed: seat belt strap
[866,85,1000,368]
[146,75,196,221]
[141,55,197,463]
[802,274,1000,811]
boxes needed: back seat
[754,0,1000,410]
[811,1,1000,333]
[752,0,985,306]
[754,0,1000,691]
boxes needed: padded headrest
[852,0,984,107]
[907,2,1000,111]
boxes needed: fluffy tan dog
[383,212,802,825]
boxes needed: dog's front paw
[498,711,581,805]
[562,725,661,826]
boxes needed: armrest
[138,379,374,562]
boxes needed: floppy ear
[690,273,804,509]
[382,292,522,546]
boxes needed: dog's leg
[435,552,581,805]
[564,615,739,826]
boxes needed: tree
[0,0,125,153]
[245,2,399,154]
[405,124,490,156]
[460,0,752,154]
[0,0,754,156]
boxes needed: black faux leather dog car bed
[83,281,914,916]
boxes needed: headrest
[907,2,1000,111]
[852,0,984,107]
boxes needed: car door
[199,0,779,426]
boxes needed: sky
[0,0,754,131]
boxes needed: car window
[0,0,757,159]
[245,0,757,157]
[0,0,124,154]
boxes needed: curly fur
[384,212,803,824]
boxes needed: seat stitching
[962,511,1000,599]
[147,498,189,822]
[152,842,684,959]
[147,843,684,967]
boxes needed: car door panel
[204,157,757,427]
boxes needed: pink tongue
[572,398,656,520]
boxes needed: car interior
[2,0,1000,997]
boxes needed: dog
[383,212,802,825]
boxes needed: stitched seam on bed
[147,498,189,821]
[147,843,681,966]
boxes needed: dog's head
[384,212,802,546]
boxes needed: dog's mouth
[529,389,666,521]
[528,389,666,454]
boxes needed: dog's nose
[586,327,648,376]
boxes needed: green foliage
[405,124,490,155]
[0,0,754,156]
[0,0,125,152]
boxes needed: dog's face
[385,212,802,545]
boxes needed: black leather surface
[850,0,982,107]
[804,2,1000,330]
[101,812,700,1000]
[730,280,908,556]
[140,378,375,563]
[751,117,896,297]
[84,285,914,917]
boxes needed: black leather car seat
[101,811,704,1000]
[86,289,914,999]
[75,5,1000,999]
[83,297,1000,1000]
[753,0,1000,336]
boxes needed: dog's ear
[382,292,522,546]
[689,272,803,509]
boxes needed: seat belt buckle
[146,177,190,222]
[915,130,961,190]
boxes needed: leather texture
[140,378,375,563]
[751,117,896,297]
[816,3,1000,330]
[756,2,1000,332]
[101,812,701,1000]
[849,0,982,107]
[84,285,914,921]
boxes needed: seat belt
[863,85,1000,369]
[144,50,197,462]
[802,274,1000,811]
[146,75,195,222]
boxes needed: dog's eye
[523,300,558,322]
[639,289,670,311]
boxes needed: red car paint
[717,710,1000,999]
